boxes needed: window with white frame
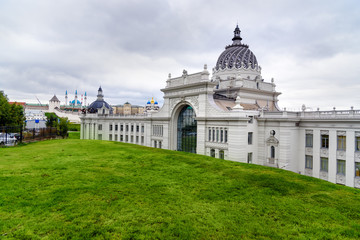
[337,160,346,175]
[208,128,211,141]
[219,150,224,159]
[210,149,215,157]
[356,135,360,151]
[321,134,329,148]
[98,124,102,131]
[320,157,328,172]
[355,162,360,177]
[305,134,313,147]
[225,129,228,143]
[305,155,313,169]
[248,132,253,145]
[247,152,253,163]
[337,135,346,150]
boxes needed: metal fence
[0,126,58,146]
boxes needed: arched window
[219,150,224,159]
[177,105,197,153]
[210,149,215,158]
[271,146,275,158]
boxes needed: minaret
[75,90,78,106]
[84,91,87,107]
[65,90,68,106]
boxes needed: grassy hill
[1,140,360,239]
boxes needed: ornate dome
[215,25,258,70]
[87,86,113,114]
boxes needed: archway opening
[177,105,197,153]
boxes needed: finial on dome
[232,24,242,43]
[151,97,155,104]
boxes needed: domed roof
[215,25,258,70]
[88,100,112,110]
[87,86,113,114]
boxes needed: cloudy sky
[1,0,359,110]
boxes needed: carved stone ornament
[336,150,346,160]
[355,178,360,189]
[320,148,329,157]
[336,174,346,185]
[305,147,313,155]
[266,136,279,146]
[305,129,313,134]
[337,131,346,136]
[305,169,313,176]
[320,130,329,135]
[355,152,360,161]
[319,171,328,180]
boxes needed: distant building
[113,102,145,115]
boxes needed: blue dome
[70,99,81,105]
[147,101,151,104]
[88,100,112,113]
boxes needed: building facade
[80,26,360,188]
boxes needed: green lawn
[1,139,360,239]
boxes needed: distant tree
[45,112,69,138]
[0,91,25,126]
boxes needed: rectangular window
[131,125,134,132]
[248,132,253,145]
[141,136,144,144]
[115,135,118,141]
[225,129,228,143]
[109,124,113,131]
[115,124,118,131]
[98,134,102,140]
[219,150,224,159]
[221,129,223,142]
[125,135,128,142]
[136,136,139,143]
[141,126,144,133]
[98,124,102,131]
[212,129,215,142]
[154,141,157,148]
[208,129,211,141]
[305,155,313,169]
[126,125,129,132]
[337,136,346,150]
[356,136,360,151]
[120,135,123,141]
[216,129,219,142]
[131,136,133,142]
[337,160,346,175]
[159,141,162,149]
[247,152,253,164]
[355,162,360,177]
[321,134,329,148]
[136,125,139,132]
[109,134,112,141]
[320,157,328,172]
[120,125,123,131]
[305,134,313,147]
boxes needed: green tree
[0,91,25,126]
[45,112,69,138]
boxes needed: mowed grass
[1,140,360,239]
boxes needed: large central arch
[177,105,197,153]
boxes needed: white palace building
[80,26,360,188]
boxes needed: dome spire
[232,24,242,44]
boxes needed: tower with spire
[65,90,68,106]
[84,91,87,107]
[74,90,78,107]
